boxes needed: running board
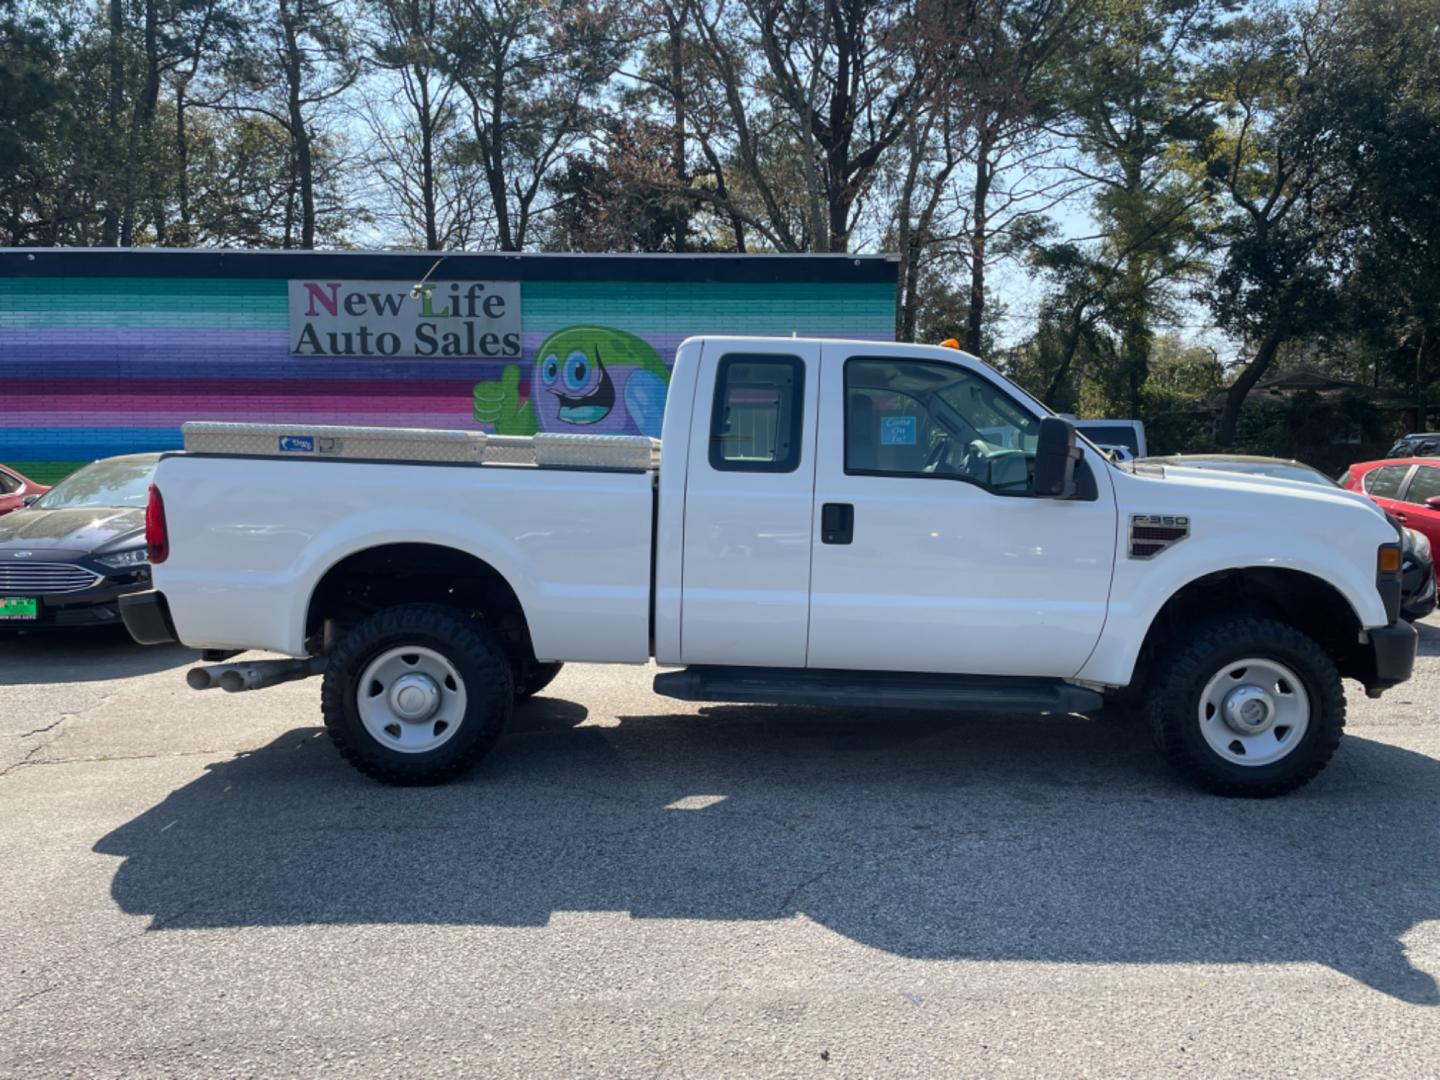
[652,666,1103,714]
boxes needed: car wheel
[321,604,512,785]
[1148,616,1344,797]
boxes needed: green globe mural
[473,326,671,438]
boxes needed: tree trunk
[418,69,439,250]
[666,2,688,253]
[826,165,850,252]
[483,62,514,251]
[103,0,125,246]
[120,0,161,246]
[1044,309,1090,408]
[1216,331,1284,448]
[1416,327,1428,432]
[965,147,993,355]
[280,1,316,248]
[175,81,191,242]
[1118,252,1150,415]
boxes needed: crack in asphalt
[4,689,119,776]
[0,741,48,778]
[0,746,239,781]
[776,868,836,917]
[0,982,62,1018]
[15,715,69,740]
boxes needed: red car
[1341,457,1440,549]
[0,465,48,518]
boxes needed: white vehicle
[1073,419,1147,459]
[121,337,1416,797]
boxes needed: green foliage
[1225,390,1394,473]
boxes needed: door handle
[821,503,854,544]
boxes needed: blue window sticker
[880,416,917,446]
[279,434,315,453]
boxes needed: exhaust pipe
[186,656,327,693]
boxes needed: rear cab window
[709,353,806,473]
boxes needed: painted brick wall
[0,253,897,483]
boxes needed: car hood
[0,507,145,553]
[1132,462,1394,526]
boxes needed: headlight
[1408,528,1431,561]
[96,547,148,570]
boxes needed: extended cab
[122,337,1417,796]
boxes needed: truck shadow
[95,698,1440,1004]
[0,627,195,684]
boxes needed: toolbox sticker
[881,416,917,445]
[279,434,316,453]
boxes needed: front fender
[1078,519,1390,688]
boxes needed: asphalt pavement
[3,624,1440,1077]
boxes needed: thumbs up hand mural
[473,363,538,436]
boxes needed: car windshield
[35,458,156,509]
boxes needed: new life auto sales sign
[288,280,522,358]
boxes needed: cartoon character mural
[472,326,670,437]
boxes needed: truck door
[680,341,821,666]
[806,343,1118,677]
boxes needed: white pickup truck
[121,336,1416,797]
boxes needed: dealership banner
[288,279,522,358]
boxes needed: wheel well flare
[306,543,529,655]
[1136,568,1370,685]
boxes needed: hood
[1149,462,1383,509]
[0,506,145,554]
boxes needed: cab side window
[844,357,1040,495]
[0,472,18,495]
[1363,465,1410,498]
[1405,465,1440,505]
[709,353,805,473]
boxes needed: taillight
[146,484,169,564]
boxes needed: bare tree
[360,0,485,249]
[439,0,623,252]
[218,0,361,248]
[687,0,929,252]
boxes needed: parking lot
[4,627,1440,1078]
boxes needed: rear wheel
[321,604,512,785]
[1147,616,1344,797]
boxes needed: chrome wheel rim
[357,645,467,754]
[1198,657,1310,766]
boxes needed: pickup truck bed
[161,422,659,662]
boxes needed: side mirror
[21,494,39,507]
[1033,417,1081,498]
[1425,496,1440,511]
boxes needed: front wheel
[1147,616,1345,798]
[321,604,512,785]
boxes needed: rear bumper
[120,589,178,645]
[1365,619,1418,696]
